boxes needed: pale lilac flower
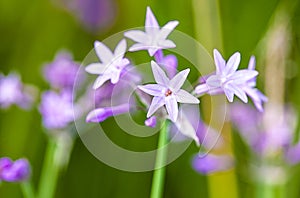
[145,116,157,128]
[195,50,266,108]
[0,157,30,182]
[39,91,74,129]
[124,7,179,56]
[0,73,35,109]
[192,154,234,175]
[138,61,199,122]
[85,39,130,89]
[43,51,81,90]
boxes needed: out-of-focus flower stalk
[192,0,238,198]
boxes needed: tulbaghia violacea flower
[0,157,30,182]
[39,91,74,130]
[85,39,130,89]
[195,49,266,110]
[124,7,179,56]
[144,116,157,128]
[192,154,234,175]
[138,61,199,122]
[0,73,35,109]
[43,51,81,90]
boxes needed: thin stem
[37,134,73,198]
[150,120,169,198]
[21,181,35,198]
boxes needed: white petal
[110,70,121,84]
[93,75,111,89]
[175,113,200,146]
[176,89,199,104]
[158,40,176,49]
[124,30,149,43]
[248,56,256,70]
[94,41,114,63]
[138,84,164,96]
[148,47,160,57]
[169,68,190,91]
[145,7,160,35]
[128,43,151,52]
[223,86,234,102]
[159,21,179,39]
[147,96,165,117]
[85,63,105,74]
[228,83,248,103]
[213,49,225,75]
[224,52,241,75]
[151,61,169,85]
[194,84,209,95]
[206,75,221,87]
[114,39,127,58]
[229,70,258,84]
[165,96,178,122]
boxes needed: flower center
[165,89,172,97]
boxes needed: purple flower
[85,39,130,89]
[192,154,234,175]
[0,73,35,109]
[138,61,199,122]
[0,157,30,182]
[145,116,157,128]
[124,7,179,56]
[154,50,178,78]
[86,104,129,123]
[43,51,81,90]
[39,91,74,130]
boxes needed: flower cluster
[84,6,267,174]
[0,157,30,182]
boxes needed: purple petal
[213,49,225,75]
[159,54,178,78]
[93,75,111,89]
[194,83,209,95]
[192,154,234,175]
[151,61,169,85]
[147,96,165,117]
[145,116,157,128]
[1,158,30,182]
[175,89,199,104]
[165,96,178,122]
[223,85,235,102]
[94,41,114,63]
[248,56,256,70]
[223,52,241,75]
[227,83,248,103]
[286,142,300,165]
[243,87,267,112]
[169,69,190,91]
[138,84,164,96]
[86,104,129,123]
[206,75,221,87]
[145,7,159,35]
[229,70,258,84]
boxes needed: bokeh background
[1,0,300,197]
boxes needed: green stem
[256,183,286,198]
[37,134,73,198]
[150,120,169,198]
[21,181,35,198]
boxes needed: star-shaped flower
[85,39,130,89]
[203,49,259,103]
[124,6,179,57]
[138,61,199,122]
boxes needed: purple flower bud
[86,104,129,123]
[0,158,30,182]
[0,73,35,109]
[145,116,157,128]
[154,50,178,78]
[192,154,234,175]
[43,51,82,90]
[39,91,74,129]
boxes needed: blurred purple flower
[192,154,234,175]
[154,50,178,78]
[39,91,74,130]
[195,50,267,111]
[145,116,157,128]
[85,39,130,89]
[43,51,81,90]
[0,157,30,182]
[57,0,116,33]
[124,7,179,56]
[138,61,199,122]
[0,73,35,109]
